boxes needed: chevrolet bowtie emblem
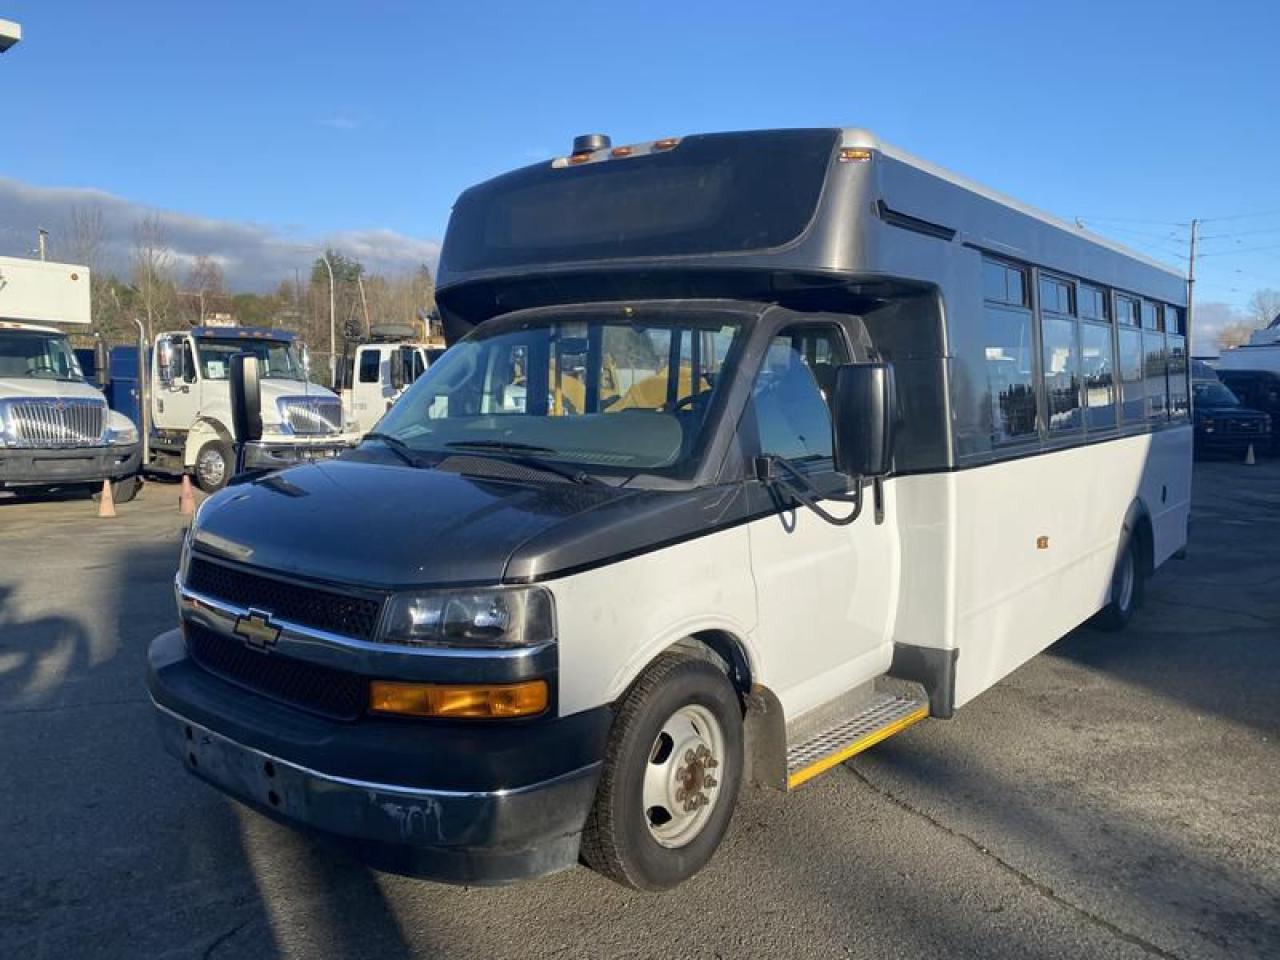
[233,609,281,650]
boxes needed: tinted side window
[1080,284,1110,322]
[1081,321,1117,430]
[744,325,850,463]
[358,349,381,383]
[1167,335,1189,418]
[984,304,1038,443]
[1118,327,1145,423]
[1116,295,1140,326]
[984,258,1028,307]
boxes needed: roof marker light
[652,137,680,151]
[840,147,874,163]
[611,145,634,158]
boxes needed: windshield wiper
[364,432,430,468]
[444,440,602,486]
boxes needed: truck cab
[149,326,361,491]
[336,323,446,434]
[0,257,140,501]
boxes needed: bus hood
[189,457,639,589]
[0,376,106,402]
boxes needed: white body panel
[747,498,898,720]
[546,427,1190,723]
[0,257,91,325]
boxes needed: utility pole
[1186,218,1198,345]
[357,274,371,335]
[37,228,48,261]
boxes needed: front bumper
[242,435,360,471]
[0,441,140,487]
[147,628,608,885]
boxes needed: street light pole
[319,253,335,384]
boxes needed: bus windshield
[371,309,747,476]
[196,337,305,380]
[0,329,84,381]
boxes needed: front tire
[1093,534,1143,631]
[193,439,233,493]
[92,475,141,504]
[581,653,744,891]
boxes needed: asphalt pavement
[1,460,1277,960]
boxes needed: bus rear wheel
[581,652,743,891]
[1094,535,1143,631]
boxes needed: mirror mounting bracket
[754,455,864,527]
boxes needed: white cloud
[0,177,440,291]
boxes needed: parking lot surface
[2,462,1278,960]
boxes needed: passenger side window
[743,325,850,464]
[982,258,1037,443]
[181,341,197,384]
[358,350,381,384]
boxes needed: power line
[1072,214,1189,227]
[1198,225,1280,242]
[1198,241,1280,259]
[1198,208,1280,224]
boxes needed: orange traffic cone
[1245,443,1257,466]
[179,474,196,515]
[98,478,116,519]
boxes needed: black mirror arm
[756,455,864,527]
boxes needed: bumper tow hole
[263,760,276,778]
[267,790,281,807]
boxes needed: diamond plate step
[786,692,928,789]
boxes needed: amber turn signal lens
[369,680,549,719]
[610,145,634,157]
[652,137,680,151]
[839,147,873,162]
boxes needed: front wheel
[581,653,743,891]
[92,475,141,504]
[193,439,233,493]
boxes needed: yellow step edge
[787,705,929,790]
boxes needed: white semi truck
[334,323,446,434]
[148,325,361,491]
[0,256,141,501]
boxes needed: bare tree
[1217,322,1259,351]
[183,255,226,325]
[131,214,175,341]
[63,205,120,341]
[1246,289,1280,331]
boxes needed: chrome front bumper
[241,437,358,471]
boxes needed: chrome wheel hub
[643,704,725,848]
[196,447,226,488]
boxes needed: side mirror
[832,362,896,479]
[93,340,110,389]
[390,350,406,391]
[230,352,264,458]
[156,337,175,387]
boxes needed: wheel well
[669,631,753,699]
[1130,507,1155,578]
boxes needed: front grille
[186,557,384,641]
[3,397,105,447]
[280,396,342,435]
[185,621,367,720]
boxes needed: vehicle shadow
[0,534,430,960]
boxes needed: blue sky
[2,0,1279,332]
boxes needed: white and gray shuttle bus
[150,128,1191,891]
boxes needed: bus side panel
[951,429,1190,709]
[548,525,760,718]
[884,471,958,656]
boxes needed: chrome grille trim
[0,397,107,447]
[278,396,342,435]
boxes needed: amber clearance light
[369,680,549,719]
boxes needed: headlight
[106,423,139,446]
[381,586,555,649]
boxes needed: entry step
[786,692,928,789]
